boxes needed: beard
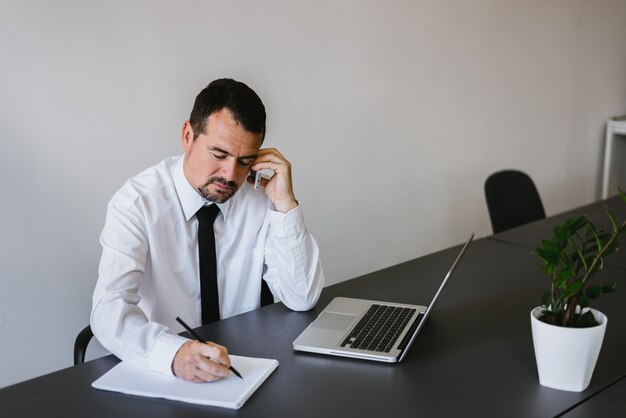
[197,176,239,203]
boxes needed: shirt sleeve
[90,197,187,376]
[263,205,325,311]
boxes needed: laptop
[293,233,474,362]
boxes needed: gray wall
[1,0,625,388]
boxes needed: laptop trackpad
[313,313,356,331]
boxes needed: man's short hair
[189,78,266,141]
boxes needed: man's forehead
[201,110,260,152]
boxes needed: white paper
[92,355,279,409]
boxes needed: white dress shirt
[91,155,324,375]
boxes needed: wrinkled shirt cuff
[267,205,305,239]
[147,333,188,376]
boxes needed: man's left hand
[249,148,298,213]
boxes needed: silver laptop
[293,233,473,362]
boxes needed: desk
[601,118,626,199]
[561,375,626,417]
[2,239,626,416]
[490,195,626,270]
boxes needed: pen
[175,317,243,379]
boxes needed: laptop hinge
[397,312,424,350]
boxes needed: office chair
[73,281,275,365]
[73,325,94,366]
[484,169,546,234]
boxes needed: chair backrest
[484,170,546,234]
[74,280,275,365]
[73,325,94,365]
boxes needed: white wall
[1,0,625,388]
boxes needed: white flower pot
[530,306,607,392]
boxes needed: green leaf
[589,224,603,251]
[553,226,570,249]
[575,311,599,328]
[583,234,597,247]
[599,233,612,247]
[555,272,569,289]
[541,291,551,307]
[557,267,574,282]
[578,293,589,308]
[590,257,604,275]
[582,245,596,255]
[605,240,620,255]
[573,248,588,271]
[605,206,619,233]
[553,299,566,314]
[536,248,559,266]
[569,215,588,231]
[535,262,553,275]
[586,285,602,299]
[542,239,559,254]
[602,283,619,293]
[562,281,583,299]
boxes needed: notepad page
[92,355,279,409]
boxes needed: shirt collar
[173,155,231,222]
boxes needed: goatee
[197,177,238,203]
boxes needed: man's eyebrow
[209,147,257,160]
[209,146,232,156]
[238,154,258,161]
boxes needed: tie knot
[196,204,220,224]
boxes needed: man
[91,78,324,383]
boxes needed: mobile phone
[254,170,263,190]
[251,169,274,190]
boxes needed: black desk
[560,375,626,417]
[2,237,626,417]
[490,195,626,270]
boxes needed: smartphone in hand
[250,169,274,190]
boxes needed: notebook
[92,355,279,410]
[293,233,473,362]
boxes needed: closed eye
[238,159,254,167]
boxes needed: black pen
[175,317,243,379]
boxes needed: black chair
[73,280,275,365]
[484,169,546,234]
[73,325,94,365]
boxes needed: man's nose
[221,159,238,180]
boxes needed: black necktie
[196,204,221,324]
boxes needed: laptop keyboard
[340,304,417,353]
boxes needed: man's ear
[181,121,194,152]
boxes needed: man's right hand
[172,340,232,382]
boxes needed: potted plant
[531,189,626,392]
